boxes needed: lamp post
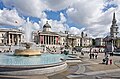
[111,38,114,55]
[65,34,69,49]
[111,36,117,56]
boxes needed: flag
[40,36,43,44]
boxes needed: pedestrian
[102,58,106,64]
[89,53,92,59]
[110,59,112,65]
[95,54,98,59]
[105,56,109,65]
[92,53,94,59]
[98,48,101,53]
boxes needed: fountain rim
[0,61,66,68]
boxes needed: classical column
[47,35,48,45]
[53,36,54,45]
[12,34,14,45]
[48,36,49,45]
[54,36,56,45]
[43,35,45,44]
[51,36,52,45]
[17,35,19,45]
[19,34,21,44]
[8,34,11,45]
[52,36,54,45]
[45,35,46,44]
[49,36,50,45]
[50,36,51,45]
[45,36,47,44]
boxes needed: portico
[7,32,22,45]
[0,29,23,46]
[39,32,59,45]
[36,21,60,47]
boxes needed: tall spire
[112,12,117,26]
[110,12,119,38]
[113,12,115,20]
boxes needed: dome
[43,21,51,28]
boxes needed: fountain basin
[0,53,68,76]
[0,62,67,76]
[14,49,41,56]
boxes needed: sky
[0,0,120,38]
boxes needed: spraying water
[24,18,32,42]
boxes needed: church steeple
[112,12,117,26]
[110,12,119,38]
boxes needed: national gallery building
[0,21,93,49]
[33,21,93,48]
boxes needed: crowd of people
[89,48,99,59]
[88,48,113,65]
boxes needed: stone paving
[1,52,120,79]
[66,52,120,79]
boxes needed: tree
[92,39,95,46]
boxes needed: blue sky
[0,0,119,38]
[0,1,82,28]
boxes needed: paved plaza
[1,52,120,79]
[49,52,120,79]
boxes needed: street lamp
[111,36,117,56]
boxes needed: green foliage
[92,39,95,46]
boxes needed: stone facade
[0,29,24,46]
[33,21,93,48]
[95,38,105,47]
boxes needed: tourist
[89,48,93,59]
[89,53,92,59]
[81,52,84,55]
[102,58,106,64]
[92,53,94,59]
[105,56,109,65]
[9,45,11,52]
[98,48,101,53]
[104,47,108,57]
[95,54,98,59]
[90,47,92,54]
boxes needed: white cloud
[2,0,47,18]
[60,12,66,23]
[39,12,67,33]
[66,0,120,38]
[1,0,87,36]
[1,0,120,38]
[44,0,76,11]
[0,8,25,26]
[67,0,104,25]
[69,27,81,35]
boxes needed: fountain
[14,19,42,56]
[14,42,41,56]
[0,21,68,76]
